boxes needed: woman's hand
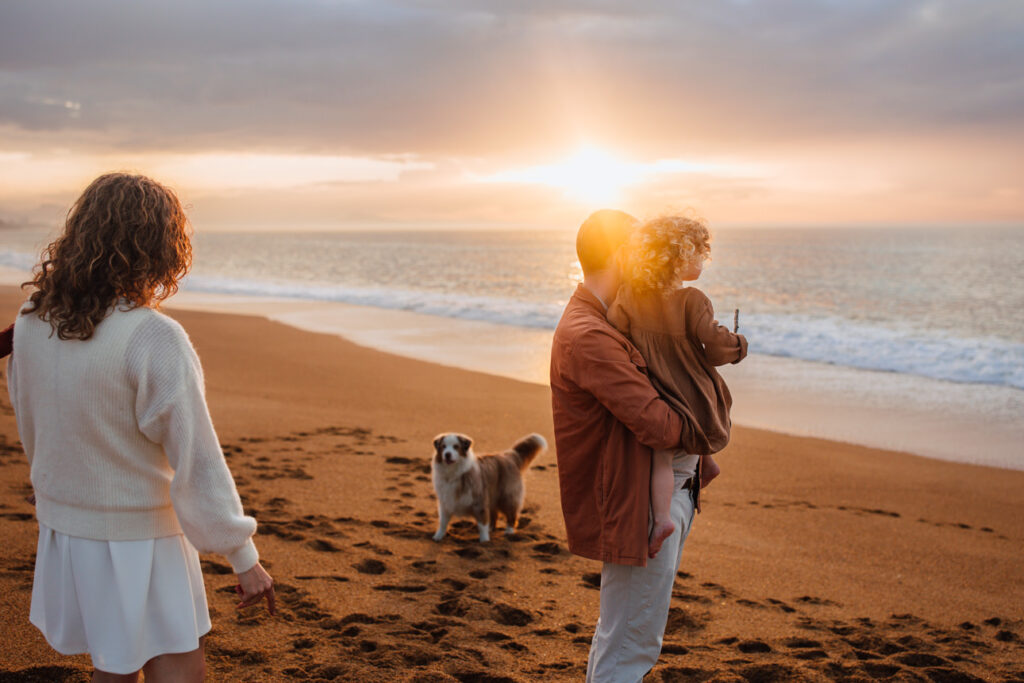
[235,562,276,615]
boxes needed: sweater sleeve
[127,315,259,573]
[569,328,704,453]
[692,292,748,366]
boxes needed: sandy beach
[1,285,1022,682]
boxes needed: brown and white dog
[431,432,546,542]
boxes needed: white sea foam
[181,274,567,330]
[741,313,1024,390]
[179,272,1024,392]
[0,250,36,271]
[5,237,1023,393]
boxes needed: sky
[1,0,1022,231]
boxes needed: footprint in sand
[657,666,717,683]
[795,595,840,607]
[0,512,33,521]
[200,559,234,575]
[672,590,712,605]
[353,540,393,556]
[531,541,563,556]
[735,598,764,609]
[665,607,708,634]
[291,637,316,651]
[660,643,688,655]
[410,560,437,572]
[765,598,796,613]
[738,663,800,682]
[353,558,388,575]
[294,574,349,583]
[784,637,823,649]
[373,583,427,593]
[436,597,468,617]
[306,538,341,552]
[442,578,468,591]
[492,603,534,627]
[0,665,87,682]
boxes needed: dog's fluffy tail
[509,433,547,471]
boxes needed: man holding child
[550,209,708,682]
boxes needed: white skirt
[30,524,212,675]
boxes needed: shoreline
[162,288,1023,471]
[2,286,1023,680]
[2,266,1021,470]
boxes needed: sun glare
[482,146,635,204]
[534,147,638,204]
[479,145,736,205]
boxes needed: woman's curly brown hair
[21,173,192,340]
[619,214,711,294]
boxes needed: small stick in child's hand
[733,309,739,333]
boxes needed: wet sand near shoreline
[0,286,1022,681]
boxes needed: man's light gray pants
[586,458,697,683]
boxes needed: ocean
[181,227,1024,391]
[3,225,1022,467]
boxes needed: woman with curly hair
[7,173,274,682]
[608,214,748,559]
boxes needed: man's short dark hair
[576,209,638,276]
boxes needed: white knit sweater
[7,304,259,573]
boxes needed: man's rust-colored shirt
[550,285,703,567]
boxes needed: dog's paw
[504,526,516,536]
[432,531,446,542]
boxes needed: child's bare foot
[701,456,721,489]
[648,519,675,558]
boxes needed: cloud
[1,0,1021,159]
[1,0,1021,226]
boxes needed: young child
[607,215,747,558]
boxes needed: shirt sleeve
[568,328,705,453]
[128,315,259,573]
[692,293,748,366]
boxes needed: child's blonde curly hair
[619,214,711,294]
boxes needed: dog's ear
[457,434,473,452]
[432,435,444,451]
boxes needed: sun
[482,145,642,204]
[534,146,640,204]
[479,145,742,205]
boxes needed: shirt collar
[575,283,609,314]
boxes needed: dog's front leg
[474,505,491,543]
[433,506,451,542]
